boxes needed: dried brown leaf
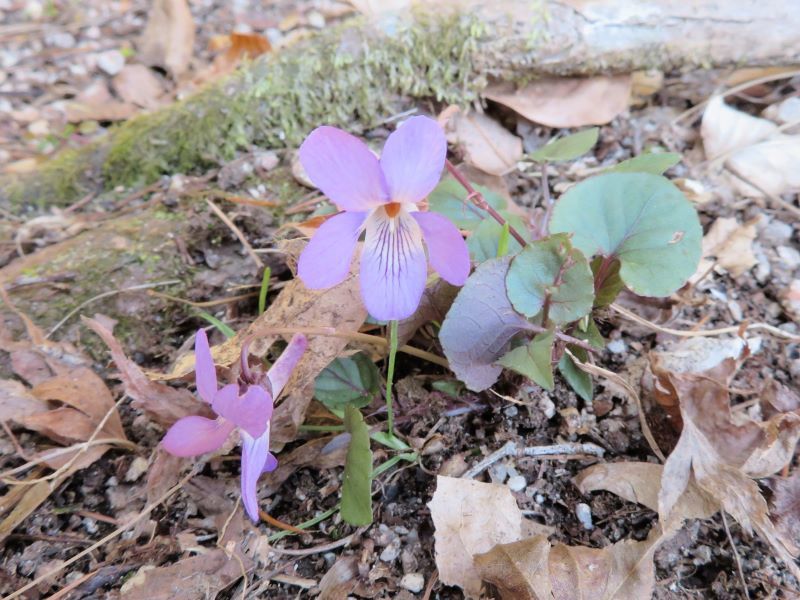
[318,555,359,600]
[474,529,660,600]
[61,80,138,122]
[769,472,800,553]
[112,64,165,109]
[0,379,49,422]
[484,76,632,128]
[428,476,524,598]
[693,217,758,279]
[447,110,522,176]
[138,0,195,78]
[83,316,208,428]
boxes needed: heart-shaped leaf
[468,215,530,262]
[549,173,702,297]
[529,128,599,162]
[505,234,594,324]
[314,353,379,415]
[428,179,505,231]
[440,257,533,391]
[496,331,555,390]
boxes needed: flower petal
[360,207,428,320]
[299,126,388,211]
[194,328,217,403]
[212,383,272,438]
[412,211,471,285]
[262,452,278,473]
[267,334,307,399]
[298,211,367,290]
[241,429,271,522]
[380,116,447,204]
[162,415,234,457]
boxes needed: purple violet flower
[162,329,307,522]
[297,115,470,321]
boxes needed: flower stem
[445,159,528,247]
[385,319,399,435]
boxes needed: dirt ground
[1,0,799,598]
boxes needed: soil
[1,1,799,599]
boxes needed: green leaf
[428,179,505,231]
[505,234,595,324]
[580,318,605,349]
[529,128,599,162]
[314,353,379,413]
[196,312,235,339]
[371,431,411,451]
[608,152,681,175]
[549,173,702,297]
[496,222,510,258]
[468,215,529,263]
[431,379,464,398]
[341,405,373,526]
[258,267,271,315]
[497,331,555,390]
[558,349,592,402]
[591,257,624,307]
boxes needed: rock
[507,475,527,492]
[97,50,126,76]
[307,11,326,29]
[761,218,793,245]
[777,245,800,271]
[125,456,149,482]
[607,338,626,354]
[576,502,593,530]
[379,541,400,562]
[400,573,425,594]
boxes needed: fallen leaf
[83,316,208,428]
[769,472,800,553]
[112,64,165,109]
[191,32,272,87]
[138,0,195,78]
[318,555,359,600]
[726,136,800,197]
[0,379,49,422]
[447,110,522,176]
[574,462,717,526]
[61,80,138,122]
[701,95,778,160]
[761,380,800,419]
[693,217,758,278]
[428,476,524,598]
[474,529,660,600]
[781,280,800,323]
[121,549,251,599]
[484,76,632,128]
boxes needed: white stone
[400,573,425,594]
[507,475,527,492]
[307,11,326,28]
[777,246,800,271]
[97,50,125,76]
[607,338,626,354]
[576,503,593,530]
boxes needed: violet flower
[297,116,470,321]
[162,329,307,522]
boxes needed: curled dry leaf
[83,316,207,428]
[446,110,523,176]
[318,555,359,600]
[428,476,524,598]
[112,64,165,110]
[138,0,196,78]
[692,217,758,279]
[769,471,800,553]
[484,76,632,128]
[0,379,49,422]
[474,529,660,600]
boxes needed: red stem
[445,159,528,247]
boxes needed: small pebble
[777,245,800,271]
[379,542,400,562]
[507,475,526,492]
[607,339,626,354]
[576,503,593,530]
[125,456,149,482]
[307,11,326,29]
[96,50,125,76]
[535,494,545,504]
[504,405,518,418]
[400,573,425,594]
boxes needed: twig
[46,280,180,338]
[0,438,136,480]
[6,467,199,600]
[462,440,605,479]
[722,511,751,600]
[445,159,528,247]
[206,199,265,269]
[611,303,800,343]
[146,289,259,307]
[268,534,355,556]
[726,169,800,220]
[422,569,439,600]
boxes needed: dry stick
[611,303,800,343]
[147,289,259,308]
[6,466,199,600]
[206,198,265,269]
[461,440,605,480]
[722,511,751,600]
[46,280,181,338]
[565,348,666,462]
[444,159,527,247]
[726,168,800,220]
[0,439,135,481]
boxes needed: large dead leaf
[112,64,165,109]
[693,217,758,279]
[0,379,49,422]
[484,76,632,128]
[138,0,195,78]
[701,95,800,196]
[474,529,660,600]
[657,366,800,579]
[574,462,717,526]
[160,258,367,443]
[769,472,800,553]
[428,476,524,598]
[60,80,138,122]
[446,110,522,176]
[84,316,207,428]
